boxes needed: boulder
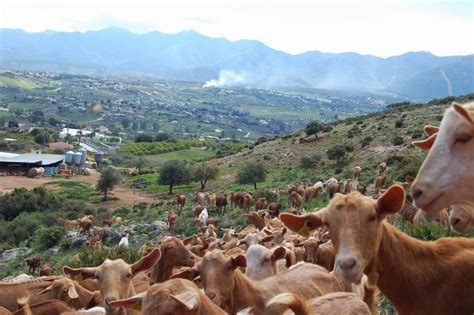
[0,247,32,262]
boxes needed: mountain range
[1,27,473,100]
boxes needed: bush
[305,121,323,136]
[300,154,321,169]
[395,120,404,128]
[361,136,373,148]
[31,226,65,251]
[134,133,154,143]
[326,146,346,160]
[392,136,404,146]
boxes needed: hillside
[1,28,473,100]
[199,94,474,193]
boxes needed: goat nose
[450,217,460,226]
[339,257,356,271]
[412,188,423,200]
[105,297,117,305]
[206,291,216,300]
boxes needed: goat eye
[456,135,471,144]
[368,215,377,222]
[323,221,330,227]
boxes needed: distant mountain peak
[0,28,472,100]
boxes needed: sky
[1,0,473,57]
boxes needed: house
[0,151,64,174]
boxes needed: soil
[0,170,158,207]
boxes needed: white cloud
[1,0,473,57]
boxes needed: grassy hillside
[205,94,474,192]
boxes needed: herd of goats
[0,101,473,315]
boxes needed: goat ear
[376,185,405,216]
[63,266,97,281]
[260,235,274,243]
[424,125,439,136]
[171,267,199,281]
[231,255,247,269]
[131,248,161,276]
[453,102,473,124]
[170,291,199,311]
[272,247,286,261]
[280,212,324,237]
[412,133,437,150]
[67,285,79,299]
[109,293,145,311]
[37,284,54,295]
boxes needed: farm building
[0,152,64,175]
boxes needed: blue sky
[1,0,473,57]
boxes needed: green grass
[0,75,39,89]
[147,147,215,163]
[8,101,39,110]
[45,180,101,203]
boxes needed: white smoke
[203,70,246,88]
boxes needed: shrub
[392,136,404,146]
[326,146,346,160]
[395,120,404,128]
[361,136,373,148]
[305,121,323,136]
[31,226,65,251]
[300,154,321,169]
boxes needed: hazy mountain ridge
[1,28,473,100]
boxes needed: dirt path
[0,171,159,207]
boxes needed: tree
[192,163,219,191]
[158,160,190,194]
[96,167,121,200]
[236,162,266,190]
[135,133,154,143]
[326,145,346,160]
[305,120,323,136]
[134,156,147,174]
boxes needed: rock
[0,247,32,262]
[70,235,88,248]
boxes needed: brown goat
[25,255,40,275]
[353,166,362,180]
[176,194,186,211]
[290,191,303,210]
[168,209,177,234]
[266,292,371,315]
[281,185,474,315]
[64,248,162,314]
[197,250,346,314]
[0,277,100,312]
[13,300,73,315]
[110,278,226,315]
[149,237,195,284]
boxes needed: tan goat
[197,250,346,314]
[109,278,226,315]
[149,237,195,284]
[412,101,474,213]
[63,248,162,315]
[449,204,474,234]
[0,277,100,312]
[245,245,286,280]
[266,292,371,315]
[281,185,474,315]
